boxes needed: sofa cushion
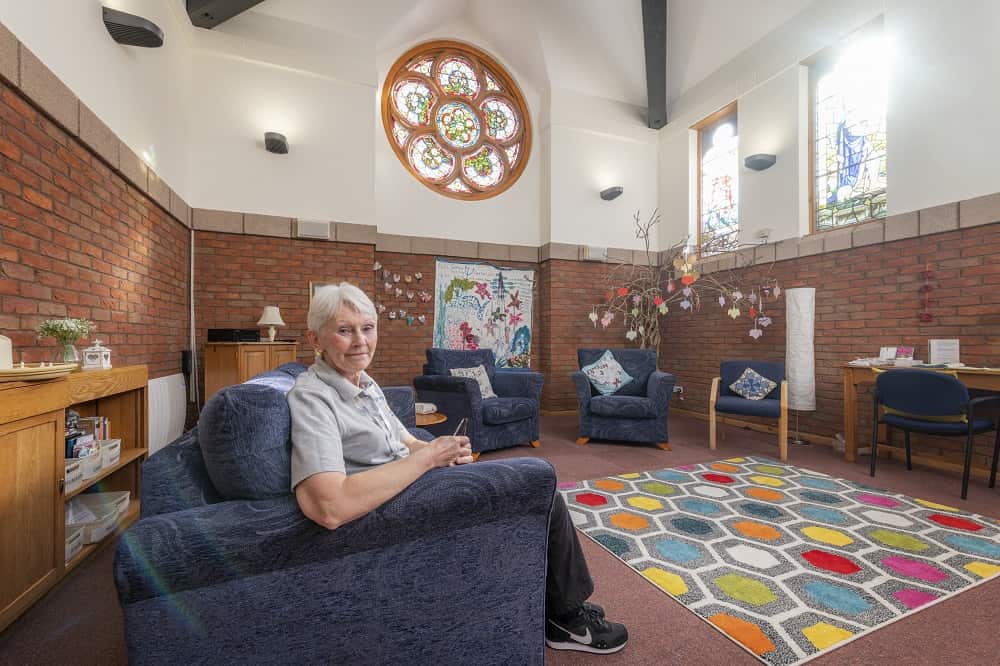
[450,364,498,398]
[590,395,657,419]
[481,397,536,425]
[198,371,296,500]
[729,367,778,400]
[581,350,634,396]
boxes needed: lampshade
[785,288,816,411]
[257,306,286,327]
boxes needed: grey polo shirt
[287,358,410,488]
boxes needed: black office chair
[871,369,1000,499]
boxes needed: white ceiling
[238,0,813,109]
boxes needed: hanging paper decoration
[727,306,740,319]
[658,303,668,315]
[384,282,393,292]
[748,292,757,304]
[383,269,391,279]
[731,290,743,301]
[631,307,639,316]
[398,308,407,318]
[616,287,629,297]
[373,261,382,271]
[415,272,423,281]
[388,310,397,320]
[718,295,726,307]
[632,294,641,304]
[394,287,404,298]
[758,316,772,327]
[638,325,645,335]
[375,302,387,314]
[406,315,415,326]
[417,314,427,325]
[600,311,614,329]
[419,290,432,302]
[749,327,762,339]
[680,299,692,310]
[406,291,415,300]
[625,329,638,341]
[653,296,664,306]
[667,280,676,293]
[749,306,758,319]
[682,287,692,297]
[588,311,598,325]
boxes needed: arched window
[381,40,531,201]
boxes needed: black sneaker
[546,604,628,655]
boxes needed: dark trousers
[545,492,594,618]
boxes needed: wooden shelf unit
[0,365,148,632]
[204,341,297,399]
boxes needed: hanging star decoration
[585,210,782,348]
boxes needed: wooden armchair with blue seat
[572,348,676,450]
[870,368,1000,500]
[413,348,544,455]
[709,360,788,461]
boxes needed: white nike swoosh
[549,620,591,644]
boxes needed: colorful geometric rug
[559,456,1000,665]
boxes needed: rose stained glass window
[698,106,739,255]
[382,40,531,200]
[813,31,888,231]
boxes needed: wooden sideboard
[204,342,298,399]
[0,365,147,632]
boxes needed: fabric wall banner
[433,258,535,367]
[785,287,816,411]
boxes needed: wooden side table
[416,412,447,427]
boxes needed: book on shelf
[78,415,110,440]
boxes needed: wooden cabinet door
[0,410,63,631]
[240,348,270,382]
[270,346,297,367]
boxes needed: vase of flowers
[35,318,95,364]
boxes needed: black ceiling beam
[641,0,667,129]
[186,0,266,30]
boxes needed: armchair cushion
[581,350,634,395]
[482,397,537,425]
[729,367,778,401]
[197,371,296,501]
[590,395,656,419]
[715,395,782,419]
[577,348,654,397]
[449,364,497,398]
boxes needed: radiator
[148,373,186,455]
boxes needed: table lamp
[257,306,286,342]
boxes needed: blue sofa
[413,348,544,454]
[114,363,555,665]
[573,348,676,449]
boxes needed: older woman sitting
[288,282,628,655]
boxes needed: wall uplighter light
[744,153,777,171]
[265,132,289,154]
[600,186,623,201]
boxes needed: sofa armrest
[383,385,417,428]
[492,371,543,400]
[141,429,221,518]
[116,457,555,605]
[572,371,593,411]
[413,374,484,430]
[647,371,676,409]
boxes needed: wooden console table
[842,364,1000,463]
[205,341,297,399]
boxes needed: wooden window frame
[380,40,532,201]
[692,101,738,254]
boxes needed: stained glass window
[381,40,531,200]
[812,31,888,231]
[698,106,739,255]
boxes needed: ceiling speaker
[103,7,164,48]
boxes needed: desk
[416,412,447,427]
[842,365,1000,462]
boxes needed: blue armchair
[572,348,676,450]
[709,360,788,461]
[413,348,544,455]
[115,362,555,665]
[871,369,1000,500]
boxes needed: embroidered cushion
[729,367,777,401]
[450,364,498,399]
[581,350,634,396]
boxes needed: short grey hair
[307,282,377,332]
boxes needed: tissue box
[414,402,437,415]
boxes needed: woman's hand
[451,436,474,465]
[417,436,467,469]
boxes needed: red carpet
[1,413,998,665]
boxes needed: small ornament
[727,306,740,319]
[653,296,664,306]
[749,306,758,319]
[732,290,743,301]
[658,303,668,315]
[630,307,639,316]
[406,315,415,326]
[417,315,427,325]
[376,302,387,314]
[638,325,645,335]
[748,292,758,304]
[718,295,726,307]
[631,295,641,305]
[388,310,397,320]
[616,287,629,297]
[682,287,692,297]
[404,274,413,283]
[749,327,763,340]
[82,339,112,370]
[625,330,638,341]
[383,269,391,279]
[680,299,692,310]
[588,312,598,325]
[398,309,407,318]
[600,311,614,329]
[680,274,696,286]
[393,273,401,283]
[773,286,781,297]
[757,316,772,327]
[414,272,423,281]
[373,261,382,271]
[606,290,614,301]
[667,280,676,293]
[406,290,415,300]
[419,291,432,302]
[384,282,393,292]
[394,287,403,298]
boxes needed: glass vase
[56,342,81,365]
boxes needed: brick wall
[538,259,631,411]
[192,231,374,371]
[0,81,189,378]
[662,222,1000,469]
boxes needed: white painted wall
[374,20,542,245]
[547,88,660,249]
[658,0,1000,247]
[0,0,192,193]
